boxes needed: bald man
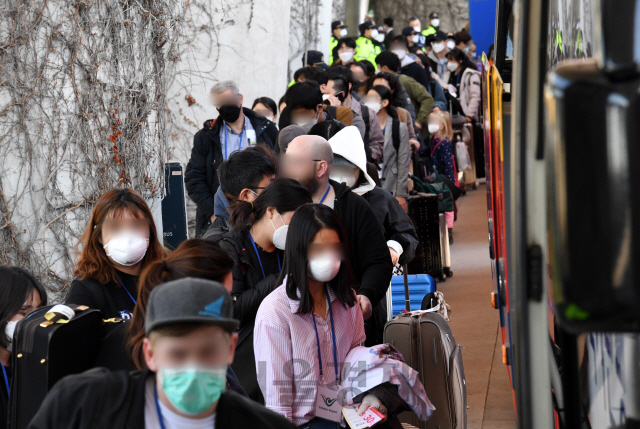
[282,135,393,345]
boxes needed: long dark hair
[371,85,399,121]
[129,239,233,369]
[278,204,357,314]
[0,266,48,348]
[228,178,312,231]
[446,48,477,74]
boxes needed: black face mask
[217,104,242,123]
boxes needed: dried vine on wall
[0,0,182,300]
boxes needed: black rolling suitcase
[9,304,104,429]
[407,195,445,281]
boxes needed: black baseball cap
[305,50,329,70]
[446,32,456,40]
[145,278,239,335]
[429,12,440,19]
[333,154,357,169]
[402,26,417,37]
[360,21,376,30]
[332,21,347,30]
[432,30,447,41]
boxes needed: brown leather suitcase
[384,310,467,428]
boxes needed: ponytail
[228,200,256,231]
[227,178,312,233]
[128,258,172,369]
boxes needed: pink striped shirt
[254,278,365,426]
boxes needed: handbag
[410,174,453,213]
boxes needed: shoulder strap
[392,117,401,153]
[359,101,370,144]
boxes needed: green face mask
[160,366,227,415]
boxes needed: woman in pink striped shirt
[254,204,387,428]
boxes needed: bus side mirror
[545,58,640,333]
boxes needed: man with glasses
[201,146,277,240]
[185,80,279,236]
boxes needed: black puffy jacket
[210,230,280,403]
[184,108,279,236]
[362,187,419,265]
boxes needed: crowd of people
[0,11,481,429]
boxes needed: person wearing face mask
[446,48,481,122]
[423,110,458,240]
[420,12,440,38]
[326,126,417,268]
[282,81,366,140]
[355,21,383,69]
[255,204,398,428]
[323,67,384,163]
[185,80,279,236]
[446,32,456,52]
[66,189,164,332]
[375,51,434,139]
[331,37,357,67]
[390,35,430,90]
[252,96,278,125]
[407,17,426,47]
[212,178,312,402]
[426,31,451,86]
[329,21,348,65]
[281,135,393,346]
[401,27,423,53]
[0,266,47,428]
[367,85,411,207]
[29,278,296,429]
[94,239,249,398]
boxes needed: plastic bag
[456,141,472,171]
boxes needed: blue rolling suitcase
[387,267,437,319]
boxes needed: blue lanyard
[224,124,245,160]
[116,275,137,305]
[1,364,9,395]
[311,284,339,382]
[248,232,281,279]
[319,185,331,204]
[154,384,167,429]
[456,71,461,87]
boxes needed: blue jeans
[298,417,340,429]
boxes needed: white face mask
[338,51,354,63]
[447,40,455,50]
[413,26,421,33]
[432,42,445,53]
[392,49,407,60]
[103,232,149,266]
[265,116,274,122]
[447,61,459,72]
[296,110,319,132]
[322,94,331,101]
[431,19,440,27]
[463,46,470,53]
[370,29,379,38]
[5,320,18,351]
[308,251,341,283]
[270,213,288,250]
[428,123,441,134]
[412,35,420,44]
[364,101,381,113]
[340,28,348,37]
[330,174,357,188]
[374,33,385,43]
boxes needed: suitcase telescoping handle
[403,264,410,312]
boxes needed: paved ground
[439,185,518,429]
